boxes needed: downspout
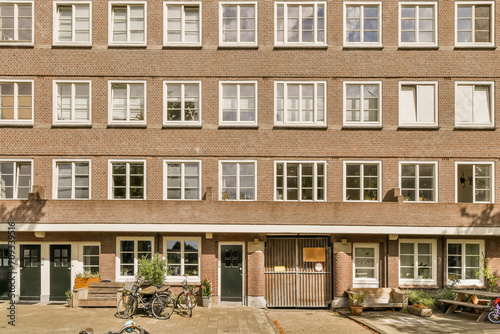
[442,236,446,288]
[386,235,390,287]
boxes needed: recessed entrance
[20,245,41,301]
[50,245,71,301]
[220,243,243,302]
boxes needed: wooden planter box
[74,277,100,289]
[408,305,432,317]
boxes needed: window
[0,160,32,199]
[399,82,438,127]
[219,161,256,201]
[275,161,325,201]
[344,2,381,47]
[109,2,146,46]
[164,160,201,200]
[275,2,326,46]
[0,80,33,124]
[0,1,33,44]
[344,162,380,201]
[164,2,201,46]
[344,82,381,127]
[54,160,90,199]
[163,81,201,126]
[83,245,100,274]
[53,80,91,125]
[220,2,257,46]
[116,237,153,279]
[456,162,494,203]
[399,2,437,47]
[399,239,437,285]
[353,243,379,288]
[275,82,326,127]
[400,162,437,202]
[447,240,484,285]
[164,237,201,281]
[109,81,146,125]
[109,160,145,200]
[455,82,494,128]
[220,81,257,126]
[53,2,91,45]
[456,2,494,47]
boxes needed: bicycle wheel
[117,294,138,319]
[176,292,193,317]
[488,310,500,324]
[152,294,175,320]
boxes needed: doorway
[50,245,72,301]
[20,245,41,301]
[220,243,243,303]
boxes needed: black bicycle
[79,320,150,334]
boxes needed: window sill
[398,45,439,50]
[343,45,383,50]
[344,200,380,203]
[402,201,437,204]
[454,125,495,130]
[218,124,259,129]
[0,122,34,128]
[399,284,439,289]
[107,123,147,129]
[342,124,383,130]
[52,44,92,49]
[163,44,202,49]
[454,45,496,50]
[218,44,259,50]
[274,44,328,50]
[52,123,92,128]
[162,123,202,129]
[0,42,34,47]
[273,124,327,129]
[108,44,147,49]
[398,125,440,130]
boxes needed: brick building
[1,0,500,308]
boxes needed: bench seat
[438,299,490,310]
[347,288,408,310]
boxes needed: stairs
[77,282,124,308]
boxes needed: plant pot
[408,305,432,317]
[202,296,212,308]
[67,298,73,308]
[74,277,100,289]
[350,306,364,316]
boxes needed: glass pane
[184,240,198,252]
[167,240,181,252]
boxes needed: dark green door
[220,245,243,302]
[50,245,71,301]
[20,245,41,301]
[0,245,9,299]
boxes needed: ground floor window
[164,237,201,282]
[399,239,437,285]
[447,240,484,286]
[116,237,153,280]
[353,243,379,288]
[83,245,100,274]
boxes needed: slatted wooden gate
[265,237,331,307]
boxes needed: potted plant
[74,271,100,289]
[65,289,73,308]
[201,278,213,308]
[407,290,434,317]
[348,290,366,316]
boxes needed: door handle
[68,267,71,271]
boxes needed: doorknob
[68,267,71,271]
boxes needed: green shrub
[407,290,436,309]
[137,253,167,286]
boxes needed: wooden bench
[347,288,408,310]
[439,300,490,310]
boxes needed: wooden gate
[265,237,331,307]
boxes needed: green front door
[220,244,243,302]
[50,245,71,301]
[0,245,9,299]
[20,245,41,301]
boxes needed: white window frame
[163,160,202,201]
[399,81,438,128]
[52,159,91,200]
[0,1,34,45]
[455,161,494,203]
[398,2,438,47]
[108,1,147,46]
[52,1,92,46]
[353,243,379,288]
[343,2,382,48]
[81,243,100,274]
[0,79,34,125]
[0,158,33,199]
[163,80,202,127]
[399,161,438,203]
[446,239,484,287]
[399,239,437,286]
[274,160,327,202]
[108,159,146,200]
[274,1,327,47]
[163,1,202,47]
[274,81,327,128]
[343,161,382,202]
[53,80,92,125]
[455,1,494,48]
[219,160,257,201]
[455,81,494,129]
[163,237,201,283]
[108,80,146,126]
[343,81,382,128]
[219,81,258,127]
[219,1,258,47]
[116,236,154,282]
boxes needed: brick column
[388,240,399,288]
[247,241,266,308]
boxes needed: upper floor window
[116,237,152,279]
[447,240,484,286]
[109,1,146,46]
[344,82,381,127]
[219,161,256,201]
[109,160,145,200]
[53,80,91,125]
[275,2,326,46]
[220,81,257,126]
[400,162,437,202]
[220,2,257,46]
[53,2,91,45]
[344,2,381,47]
[0,1,33,45]
[164,160,201,200]
[456,162,494,203]
[54,160,90,200]
[275,82,326,127]
[164,237,201,281]
[164,2,201,46]
[164,81,201,126]
[0,160,32,199]
[275,161,325,201]
[399,82,438,128]
[0,80,33,125]
[400,239,437,285]
[344,162,381,202]
[455,82,494,129]
[109,81,146,125]
[399,2,437,47]
[456,2,494,47]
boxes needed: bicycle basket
[125,282,139,294]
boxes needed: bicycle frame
[488,297,500,324]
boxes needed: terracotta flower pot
[350,306,364,316]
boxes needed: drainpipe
[442,236,446,288]
[386,235,390,287]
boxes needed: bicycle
[488,297,500,323]
[79,320,150,334]
[166,276,196,317]
[117,277,175,320]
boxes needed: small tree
[137,253,167,286]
